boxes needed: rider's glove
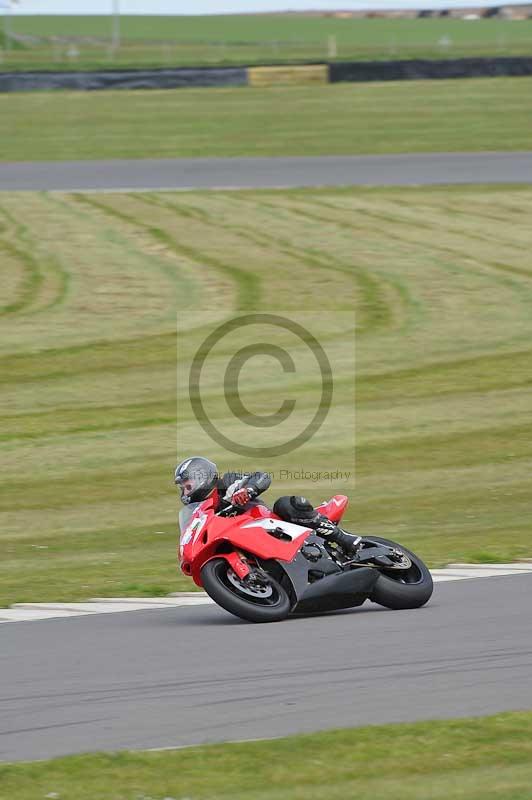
[232,486,257,506]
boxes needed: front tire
[201,558,291,623]
[368,536,433,610]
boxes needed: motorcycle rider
[174,456,360,554]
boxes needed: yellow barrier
[248,65,329,88]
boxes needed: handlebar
[216,504,240,517]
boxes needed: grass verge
[1,78,531,161]
[1,185,531,606]
[1,712,532,799]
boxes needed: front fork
[223,550,251,581]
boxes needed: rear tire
[201,558,291,623]
[368,536,433,610]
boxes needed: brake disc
[227,568,274,598]
[382,550,412,570]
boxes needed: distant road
[1,574,532,762]
[1,152,531,191]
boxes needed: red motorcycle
[178,495,433,623]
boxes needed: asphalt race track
[1,152,532,192]
[2,574,532,762]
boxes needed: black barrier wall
[0,66,248,92]
[329,57,532,83]
[1,57,532,92]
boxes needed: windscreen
[178,503,200,535]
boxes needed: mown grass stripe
[128,192,261,311]
[357,347,532,402]
[0,201,69,315]
[0,331,177,384]
[248,197,402,333]
[42,191,193,307]
[73,193,260,311]
[284,194,532,310]
[0,238,43,315]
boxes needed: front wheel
[200,558,291,623]
[367,536,433,610]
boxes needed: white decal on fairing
[242,518,311,541]
[181,513,207,546]
[320,497,344,508]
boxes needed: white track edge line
[1,564,531,623]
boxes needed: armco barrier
[329,56,532,83]
[0,66,247,92]
[248,64,328,87]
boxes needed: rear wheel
[201,557,291,623]
[367,536,433,610]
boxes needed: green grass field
[2,14,532,70]
[2,712,532,799]
[1,77,532,162]
[1,183,532,606]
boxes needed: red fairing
[316,494,349,523]
[178,499,312,587]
